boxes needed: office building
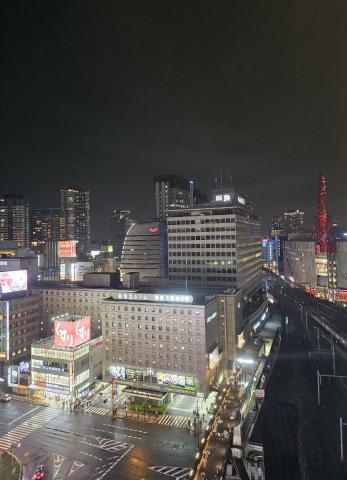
[0,194,30,248]
[33,277,268,387]
[283,237,317,291]
[271,215,285,235]
[31,314,102,401]
[110,210,134,262]
[0,289,41,387]
[154,175,194,219]
[284,209,305,233]
[31,208,61,253]
[60,186,90,255]
[167,190,262,296]
[104,290,221,396]
[120,221,167,281]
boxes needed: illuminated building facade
[0,194,30,247]
[30,208,61,253]
[102,292,221,396]
[120,221,167,281]
[0,291,41,386]
[167,196,262,296]
[30,315,102,400]
[154,175,192,220]
[110,209,134,263]
[60,186,90,255]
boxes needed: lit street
[0,401,197,480]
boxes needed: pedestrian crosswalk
[149,465,191,479]
[85,406,110,416]
[0,407,59,451]
[156,415,189,429]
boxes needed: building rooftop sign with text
[54,316,91,348]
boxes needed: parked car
[0,393,11,402]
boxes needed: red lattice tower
[314,173,329,253]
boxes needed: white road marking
[102,423,148,434]
[78,450,103,461]
[93,444,134,480]
[8,406,41,425]
[91,427,143,440]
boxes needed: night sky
[2,1,346,238]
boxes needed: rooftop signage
[114,292,194,304]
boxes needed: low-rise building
[30,314,102,402]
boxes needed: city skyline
[2,2,345,238]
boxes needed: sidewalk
[196,387,241,480]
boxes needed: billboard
[0,270,27,294]
[59,240,77,258]
[54,316,91,348]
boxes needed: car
[32,466,45,479]
[0,393,11,402]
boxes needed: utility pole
[340,417,346,461]
[317,370,321,406]
[317,328,320,351]
[111,378,115,415]
[305,311,308,335]
[332,346,336,376]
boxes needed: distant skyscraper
[60,187,90,254]
[31,208,61,253]
[110,210,134,262]
[0,194,30,247]
[284,209,304,233]
[271,215,285,235]
[154,175,193,219]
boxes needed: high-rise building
[110,210,134,262]
[271,215,285,235]
[284,209,305,233]
[154,175,193,219]
[0,194,30,247]
[0,292,41,387]
[60,187,90,255]
[120,221,167,281]
[167,189,262,296]
[30,208,61,253]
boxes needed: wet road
[0,400,197,480]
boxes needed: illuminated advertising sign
[157,371,195,391]
[19,361,30,374]
[59,240,77,258]
[149,226,159,234]
[54,316,91,348]
[108,365,196,391]
[0,270,27,294]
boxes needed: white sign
[115,292,194,304]
[237,196,245,205]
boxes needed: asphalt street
[0,400,198,480]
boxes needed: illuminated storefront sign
[54,316,91,348]
[109,365,196,392]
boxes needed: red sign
[54,316,91,348]
[149,226,158,234]
[59,240,77,258]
